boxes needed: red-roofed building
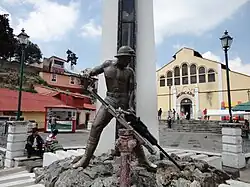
[0,88,66,129]
[34,85,96,129]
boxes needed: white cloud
[202,51,221,62]
[202,51,250,75]
[13,0,80,42]
[153,0,249,44]
[76,0,249,44]
[80,19,102,38]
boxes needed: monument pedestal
[116,129,137,187]
[221,123,246,169]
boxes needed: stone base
[4,158,14,168]
[222,152,246,169]
[5,150,24,159]
[222,166,240,179]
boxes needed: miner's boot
[135,145,157,172]
[72,136,97,169]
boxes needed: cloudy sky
[1,0,250,74]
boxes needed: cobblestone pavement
[40,126,250,153]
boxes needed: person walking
[158,108,162,120]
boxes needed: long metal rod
[17,46,25,120]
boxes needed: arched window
[199,66,206,83]
[160,75,165,87]
[182,63,188,85]
[167,71,173,86]
[208,69,216,82]
[190,64,197,84]
[174,66,180,85]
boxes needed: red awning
[83,103,96,110]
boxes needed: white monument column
[95,0,119,155]
[95,0,159,155]
[135,0,159,141]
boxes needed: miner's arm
[88,60,112,76]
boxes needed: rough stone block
[7,134,27,143]
[4,158,14,168]
[77,149,85,155]
[5,150,24,159]
[222,152,246,169]
[223,144,242,153]
[43,152,59,167]
[222,135,242,145]
[8,122,28,134]
[55,150,70,159]
[202,156,222,170]
[6,142,25,152]
[66,150,80,157]
[222,128,242,136]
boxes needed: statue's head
[115,46,135,68]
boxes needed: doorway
[180,98,192,120]
[85,113,90,129]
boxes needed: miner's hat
[115,46,135,57]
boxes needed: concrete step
[0,172,35,187]
[191,154,209,160]
[0,167,26,177]
[176,152,196,158]
[225,179,250,187]
[1,178,35,187]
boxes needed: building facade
[157,48,250,120]
[38,56,83,93]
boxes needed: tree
[0,14,17,60]
[14,42,43,64]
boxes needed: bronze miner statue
[73,46,157,170]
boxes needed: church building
[157,48,250,120]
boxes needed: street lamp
[16,28,29,120]
[168,83,172,111]
[220,30,233,122]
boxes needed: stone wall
[4,121,30,168]
[0,59,41,75]
[160,120,222,134]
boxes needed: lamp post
[168,84,172,111]
[16,28,29,120]
[220,30,233,122]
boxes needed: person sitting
[45,129,64,153]
[25,127,44,158]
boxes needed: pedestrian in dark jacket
[25,127,44,158]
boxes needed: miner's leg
[134,144,157,171]
[73,105,113,168]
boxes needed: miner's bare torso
[104,62,132,96]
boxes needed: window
[190,64,197,84]
[51,73,57,82]
[166,71,173,86]
[199,67,206,83]
[182,63,188,85]
[121,23,134,46]
[70,77,75,84]
[208,69,216,82]
[174,66,180,85]
[160,76,165,87]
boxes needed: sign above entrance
[177,91,195,98]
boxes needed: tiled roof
[0,88,65,112]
